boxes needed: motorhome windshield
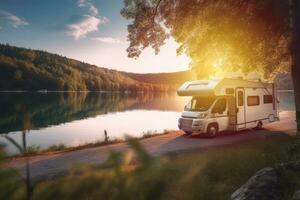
[185,97,216,112]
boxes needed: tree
[291,0,300,136]
[121,0,300,135]
[14,70,23,81]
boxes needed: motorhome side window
[247,96,260,106]
[263,95,273,104]
[212,98,227,114]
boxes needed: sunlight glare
[212,58,224,69]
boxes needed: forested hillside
[0,44,173,92]
[0,44,293,91]
[123,70,196,85]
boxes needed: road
[5,111,296,181]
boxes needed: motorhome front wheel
[207,124,218,137]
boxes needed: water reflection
[0,92,187,134]
[0,92,188,155]
[0,91,295,155]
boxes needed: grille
[179,118,193,127]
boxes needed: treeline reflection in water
[0,91,295,155]
[0,92,188,155]
[0,92,187,134]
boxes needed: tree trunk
[291,0,300,137]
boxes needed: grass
[11,139,124,158]
[161,134,293,200]
[30,133,294,200]
[280,165,300,199]
[8,129,174,158]
[0,149,26,200]
[46,144,66,151]
[25,145,41,155]
[141,129,172,139]
[1,133,296,200]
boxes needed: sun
[212,58,224,69]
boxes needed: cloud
[92,37,127,44]
[0,10,28,28]
[77,0,86,6]
[77,0,98,16]
[66,0,108,40]
[67,15,108,40]
[88,4,99,16]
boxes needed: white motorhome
[177,78,279,137]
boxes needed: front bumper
[178,117,203,132]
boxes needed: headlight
[198,113,207,118]
[193,120,202,126]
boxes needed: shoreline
[4,111,297,160]
[6,130,174,160]
[4,111,296,182]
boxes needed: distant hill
[0,44,293,91]
[124,71,293,90]
[0,44,174,92]
[123,71,196,86]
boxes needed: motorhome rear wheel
[255,121,263,130]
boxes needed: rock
[230,167,283,200]
[292,190,300,200]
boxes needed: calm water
[0,91,295,155]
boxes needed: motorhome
[177,78,279,137]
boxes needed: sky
[0,0,190,73]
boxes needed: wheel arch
[206,122,219,131]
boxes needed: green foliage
[0,148,25,200]
[280,163,300,199]
[31,138,169,200]
[46,144,66,152]
[288,140,300,161]
[121,0,291,79]
[0,134,295,200]
[30,134,292,200]
[25,145,41,155]
[0,44,171,92]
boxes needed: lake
[0,91,295,155]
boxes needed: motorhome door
[236,88,246,130]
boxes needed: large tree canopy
[121,0,291,79]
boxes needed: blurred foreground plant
[31,137,169,200]
[0,147,25,200]
[288,140,300,161]
[0,132,293,200]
